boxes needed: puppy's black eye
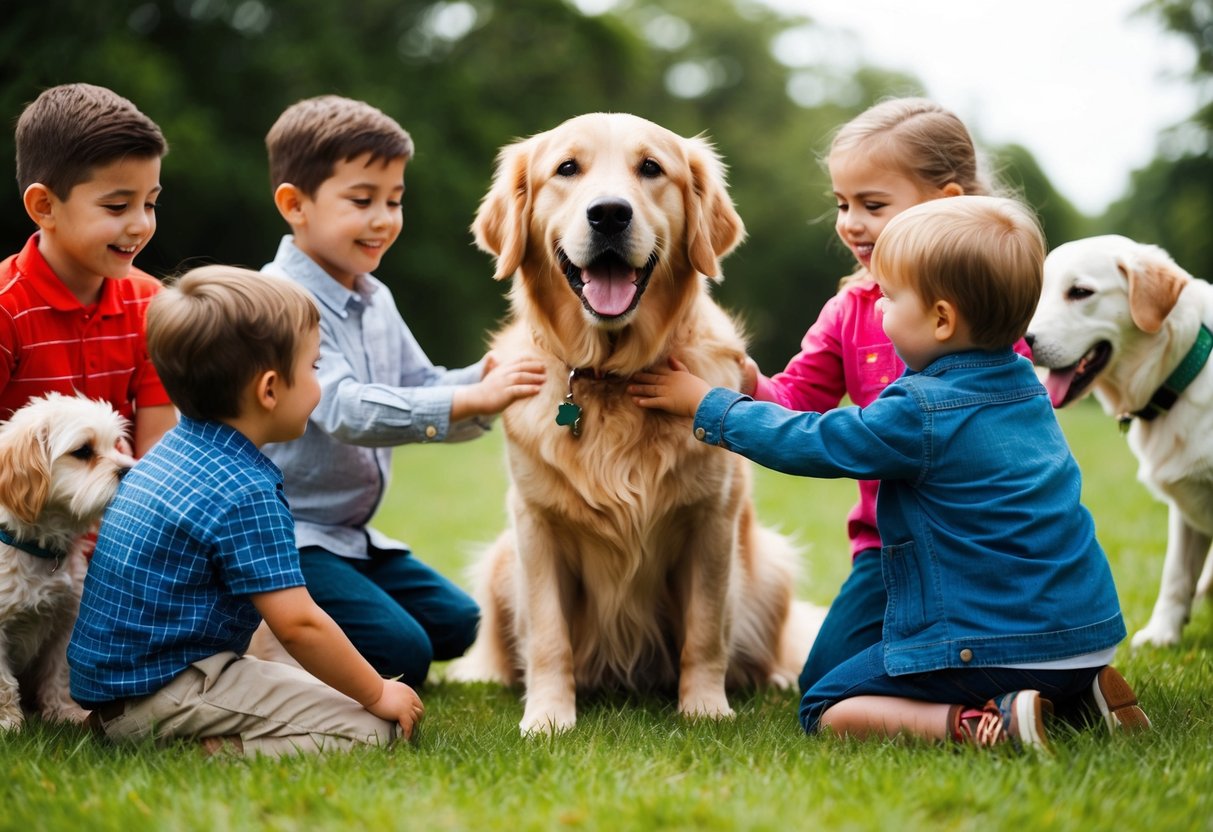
[1067,286,1095,301]
[556,160,579,177]
[639,158,662,178]
[69,444,95,461]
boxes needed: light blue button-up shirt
[262,236,487,559]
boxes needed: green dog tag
[556,401,582,427]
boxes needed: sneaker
[953,690,1052,751]
[1088,666,1151,734]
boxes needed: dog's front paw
[1131,622,1183,648]
[0,707,24,731]
[520,699,576,736]
[41,703,90,725]
[678,691,735,721]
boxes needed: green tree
[1,0,1080,368]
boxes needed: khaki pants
[93,652,397,757]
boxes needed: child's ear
[933,299,959,341]
[23,183,56,230]
[273,183,306,226]
[253,369,280,412]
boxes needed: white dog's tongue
[581,260,638,317]
[1043,367,1077,407]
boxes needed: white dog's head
[0,393,134,553]
[1027,234,1193,411]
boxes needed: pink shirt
[752,277,1031,559]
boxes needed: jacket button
[425,425,437,439]
[694,427,706,440]
[959,648,973,663]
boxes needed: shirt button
[694,427,706,440]
[425,425,437,439]
[959,648,973,663]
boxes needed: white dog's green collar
[1123,323,1213,426]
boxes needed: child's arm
[449,351,546,421]
[252,586,424,738]
[133,404,177,457]
[630,358,713,418]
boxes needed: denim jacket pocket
[882,540,930,638]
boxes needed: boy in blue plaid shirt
[68,265,423,757]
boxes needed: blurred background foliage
[1,0,1206,370]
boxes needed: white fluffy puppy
[0,393,134,728]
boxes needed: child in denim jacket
[632,196,1149,751]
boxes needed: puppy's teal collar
[1121,324,1213,428]
[0,525,64,569]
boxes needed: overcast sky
[769,0,1200,214]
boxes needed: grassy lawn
[3,400,1211,831]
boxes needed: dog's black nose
[587,197,632,236]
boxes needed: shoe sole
[1012,690,1050,751]
[1092,667,1151,734]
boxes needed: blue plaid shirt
[68,418,306,707]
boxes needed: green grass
[3,400,1211,832]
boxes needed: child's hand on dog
[454,355,546,419]
[631,358,712,418]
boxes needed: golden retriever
[446,113,822,734]
[1027,235,1213,647]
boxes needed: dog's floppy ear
[684,136,746,280]
[0,423,51,525]
[1120,246,1188,334]
[473,139,533,281]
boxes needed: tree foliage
[1,0,1126,369]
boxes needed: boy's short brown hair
[15,83,167,199]
[147,266,319,422]
[265,95,414,197]
[872,196,1045,350]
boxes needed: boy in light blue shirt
[632,196,1150,751]
[260,96,544,686]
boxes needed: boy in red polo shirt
[1,83,175,455]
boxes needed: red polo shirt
[0,233,170,424]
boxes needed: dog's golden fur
[446,113,820,734]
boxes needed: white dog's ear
[1120,249,1187,334]
[683,137,746,281]
[0,424,51,525]
[473,140,532,281]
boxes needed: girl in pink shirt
[746,98,1027,693]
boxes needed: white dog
[0,393,134,728]
[1027,235,1213,647]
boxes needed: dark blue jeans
[800,642,1102,733]
[299,545,480,688]
[799,548,886,694]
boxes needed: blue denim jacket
[694,348,1125,675]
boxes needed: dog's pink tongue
[581,260,638,316]
[1043,367,1077,408]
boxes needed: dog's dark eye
[556,160,579,177]
[639,159,662,178]
[69,444,95,461]
[1067,286,1095,301]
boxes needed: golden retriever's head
[474,113,744,363]
[1028,234,1192,408]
